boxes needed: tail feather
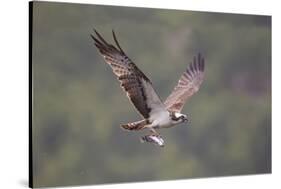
[121,119,148,131]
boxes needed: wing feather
[164,53,205,112]
[91,30,166,119]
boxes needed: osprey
[91,30,205,147]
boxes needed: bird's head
[171,112,188,124]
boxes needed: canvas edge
[29,1,33,188]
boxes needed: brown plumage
[164,53,205,112]
[91,30,164,119]
[121,119,149,131]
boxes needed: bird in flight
[91,30,205,147]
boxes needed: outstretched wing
[91,30,166,119]
[164,53,205,112]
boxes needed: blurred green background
[31,1,271,188]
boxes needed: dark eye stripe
[171,115,181,121]
[170,112,183,121]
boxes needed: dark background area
[31,1,271,187]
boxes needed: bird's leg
[149,128,160,136]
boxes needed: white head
[170,112,188,124]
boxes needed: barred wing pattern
[164,53,205,112]
[91,30,166,119]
